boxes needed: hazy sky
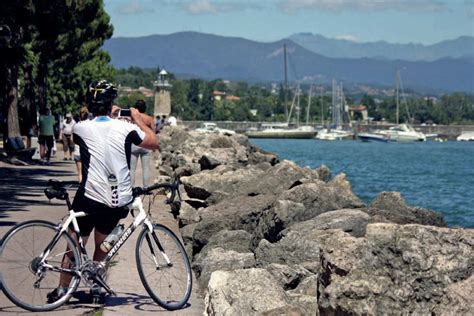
[104,0,474,44]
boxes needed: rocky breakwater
[156,126,473,315]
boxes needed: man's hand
[130,108,142,123]
[111,105,121,118]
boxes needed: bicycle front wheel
[136,223,192,310]
[0,220,81,312]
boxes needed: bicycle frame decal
[104,223,136,262]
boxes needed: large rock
[318,223,474,314]
[194,247,256,288]
[204,268,290,315]
[192,194,276,252]
[286,209,371,238]
[265,263,313,290]
[194,229,253,263]
[255,231,321,271]
[157,127,279,177]
[367,192,447,227]
[181,160,321,203]
[279,176,365,218]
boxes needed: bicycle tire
[0,220,82,312]
[135,223,192,310]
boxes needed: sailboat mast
[396,69,400,125]
[284,44,289,121]
[320,89,324,126]
[306,85,312,126]
[296,86,300,127]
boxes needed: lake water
[250,139,474,228]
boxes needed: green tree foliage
[1,0,115,141]
[32,0,114,113]
[0,0,35,139]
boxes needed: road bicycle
[0,177,192,312]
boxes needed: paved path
[0,155,204,315]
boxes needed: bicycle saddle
[45,180,69,200]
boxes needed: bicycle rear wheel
[136,223,192,310]
[0,220,81,311]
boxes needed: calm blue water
[251,139,474,228]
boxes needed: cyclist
[47,80,160,302]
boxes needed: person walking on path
[38,107,55,165]
[60,113,76,160]
[46,80,159,302]
[73,106,89,182]
[130,99,156,187]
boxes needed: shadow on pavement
[0,162,78,226]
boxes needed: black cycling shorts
[72,191,129,236]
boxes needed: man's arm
[130,108,159,150]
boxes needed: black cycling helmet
[86,80,117,115]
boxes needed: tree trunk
[6,63,21,139]
[21,63,36,134]
[37,62,48,114]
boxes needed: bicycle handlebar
[132,177,181,204]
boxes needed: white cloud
[116,0,152,15]
[280,0,447,14]
[183,0,263,15]
[335,34,359,42]
[186,0,218,14]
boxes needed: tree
[32,0,114,114]
[0,1,34,141]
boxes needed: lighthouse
[153,69,172,117]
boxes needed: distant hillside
[104,32,474,93]
[289,33,474,62]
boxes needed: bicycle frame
[40,195,171,276]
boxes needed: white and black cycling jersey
[73,116,145,208]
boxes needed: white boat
[246,123,317,139]
[378,124,426,142]
[358,132,392,143]
[317,129,352,141]
[315,80,353,141]
[377,70,426,143]
[247,80,317,139]
[195,122,236,136]
[457,131,474,141]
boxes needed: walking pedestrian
[130,99,156,186]
[38,108,55,165]
[73,107,89,182]
[60,113,76,160]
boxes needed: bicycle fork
[143,220,173,269]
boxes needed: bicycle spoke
[136,224,192,310]
[0,221,82,311]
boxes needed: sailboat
[246,45,317,139]
[378,70,426,142]
[246,85,318,139]
[316,80,353,140]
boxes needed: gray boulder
[286,209,371,238]
[318,223,474,314]
[265,263,313,290]
[279,175,365,218]
[368,192,446,227]
[204,268,290,315]
[192,194,276,252]
[255,231,321,271]
[193,247,256,288]
[194,229,253,263]
[181,160,321,203]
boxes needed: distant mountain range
[289,33,474,62]
[104,32,474,93]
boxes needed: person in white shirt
[167,115,177,126]
[60,113,76,160]
[47,80,159,303]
